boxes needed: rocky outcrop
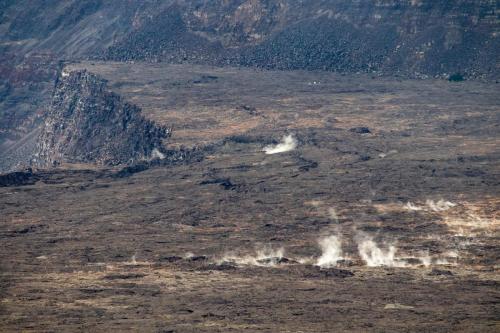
[32,70,170,167]
[0,168,39,187]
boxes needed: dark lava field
[1,62,499,332]
[1,1,499,332]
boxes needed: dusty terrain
[1,63,499,332]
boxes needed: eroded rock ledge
[32,70,170,167]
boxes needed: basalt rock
[32,70,170,167]
[0,168,39,187]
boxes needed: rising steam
[213,234,452,269]
[151,148,165,160]
[328,208,339,223]
[220,246,286,267]
[403,199,457,212]
[426,199,456,212]
[263,134,297,154]
[357,236,403,267]
[316,235,344,267]
[313,233,447,268]
[403,202,423,211]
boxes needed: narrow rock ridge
[32,70,170,167]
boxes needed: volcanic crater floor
[1,63,499,332]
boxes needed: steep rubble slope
[0,53,60,172]
[107,0,499,78]
[1,0,498,78]
[0,0,143,58]
[32,70,170,167]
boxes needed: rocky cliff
[106,0,499,78]
[32,70,170,167]
[1,0,498,78]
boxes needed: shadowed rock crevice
[32,70,170,167]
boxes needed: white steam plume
[316,235,344,267]
[356,234,453,267]
[220,246,286,267]
[403,199,457,212]
[328,208,339,223]
[151,148,165,160]
[404,202,423,211]
[263,134,297,154]
[357,236,404,267]
[426,199,456,212]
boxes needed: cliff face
[106,0,499,78]
[1,0,498,78]
[33,71,170,167]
